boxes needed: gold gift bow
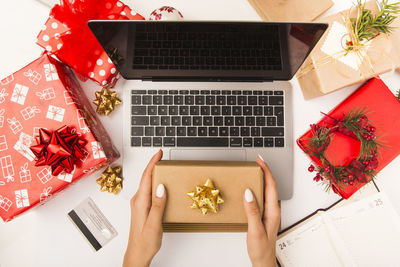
[187,179,224,215]
[297,4,396,80]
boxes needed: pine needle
[352,0,400,43]
[397,90,400,101]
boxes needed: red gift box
[297,78,400,199]
[36,0,144,86]
[0,54,120,222]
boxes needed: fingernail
[257,154,265,162]
[156,184,165,198]
[245,188,254,203]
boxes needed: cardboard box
[152,161,264,232]
[247,0,333,22]
[297,1,400,99]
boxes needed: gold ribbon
[96,166,123,195]
[187,179,224,215]
[93,87,122,116]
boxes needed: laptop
[88,21,327,200]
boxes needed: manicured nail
[245,188,254,202]
[156,184,165,198]
[258,154,265,162]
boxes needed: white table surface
[0,0,399,266]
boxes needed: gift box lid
[152,160,264,231]
[297,78,400,199]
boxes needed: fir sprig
[397,90,400,101]
[350,0,400,44]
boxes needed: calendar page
[327,192,400,267]
[276,192,400,267]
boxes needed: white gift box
[77,110,90,134]
[0,195,12,211]
[14,189,30,208]
[0,74,14,86]
[0,135,7,152]
[57,168,75,183]
[36,167,53,184]
[6,117,23,134]
[19,163,32,183]
[0,155,14,181]
[0,89,9,104]
[0,109,5,127]
[10,84,29,105]
[91,141,106,159]
[36,88,56,100]
[24,69,42,85]
[20,106,41,120]
[64,91,76,105]
[39,187,52,203]
[46,105,65,122]
[44,63,59,81]
[13,132,35,162]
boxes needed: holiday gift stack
[152,161,264,232]
[297,1,400,99]
[36,0,144,87]
[297,78,400,199]
[247,0,333,22]
[0,54,120,222]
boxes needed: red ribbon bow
[46,0,132,80]
[30,126,86,176]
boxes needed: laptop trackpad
[170,149,246,161]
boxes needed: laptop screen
[88,21,327,81]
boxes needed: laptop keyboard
[130,89,285,148]
[133,23,282,71]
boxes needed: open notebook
[276,190,400,266]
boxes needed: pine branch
[352,0,400,43]
[397,90,400,101]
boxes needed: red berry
[308,165,315,172]
[324,166,330,172]
[363,160,369,165]
[363,133,369,139]
[349,180,354,186]
[374,153,378,158]
[370,126,376,133]
[370,134,375,139]
[348,174,354,179]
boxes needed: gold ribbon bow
[96,166,123,195]
[93,87,122,116]
[187,179,224,215]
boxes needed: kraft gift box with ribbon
[297,1,400,100]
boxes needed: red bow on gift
[30,126,86,176]
[39,0,142,85]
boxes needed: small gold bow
[93,87,122,116]
[96,166,123,195]
[187,179,224,215]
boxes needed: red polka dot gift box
[36,0,144,86]
[0,54,120,222]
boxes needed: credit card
[68,197,118,251]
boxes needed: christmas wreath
[300,109,381,193]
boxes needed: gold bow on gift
[96,166,123,195]
[93,87,122,116]
[187,179,224,215]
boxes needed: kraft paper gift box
[247,0,333,22]
[152,161,264,232]
[0,54,120,222]
[297,1,400,100]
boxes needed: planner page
[326,192,400,267]
[276,215,345,267]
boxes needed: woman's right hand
[243,156,281,267]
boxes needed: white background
[0,0,399,266]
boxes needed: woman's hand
[123,150,167,267]
[243,156,281,267]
